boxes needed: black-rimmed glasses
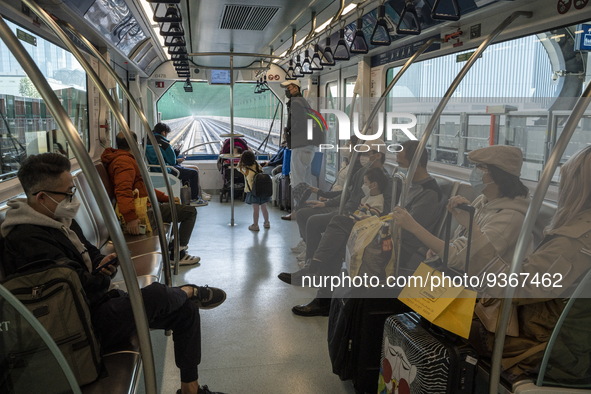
[33,187,77,202]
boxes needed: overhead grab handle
[370,5,392,46]
[431,0,461,21]
[350,17,369,54]
[285,59,297,80]
[397,0,421,36]
[333,28,350,61]
[321,36,336,66]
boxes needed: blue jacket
[146,133,176,172]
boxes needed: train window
[384,30,591,182]
[156,81,282,156]
[0,19,88,183]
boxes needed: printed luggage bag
[328,286,410,394]
[0,262,102,391]
[378,312,478,394]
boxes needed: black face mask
[285,88,292,99]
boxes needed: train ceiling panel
[219,4,280,30]
[185,0,335,68]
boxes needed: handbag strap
[443,204,475,270]
[501,342,547,371]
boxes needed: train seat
[81,348,141,394]
[73,169,163,287]
[79,166,165,256]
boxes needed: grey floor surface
[139,199,357,394]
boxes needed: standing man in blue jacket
[146,122,208,207]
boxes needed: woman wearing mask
[392,145,531,276]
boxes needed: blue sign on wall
[574,24,591,51]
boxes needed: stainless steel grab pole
[59,20,179,277]
[398,11,532,210]
[338,37,443,214]
[230,55,236,226]
[22,0,172,294]
[0,15,157,394]
[489,79,591,394]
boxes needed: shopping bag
[115,189,153,234]
[398,262,477,339]
[345,215,384,277]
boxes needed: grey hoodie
[1,199,92,272]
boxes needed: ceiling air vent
[220,4,279,30]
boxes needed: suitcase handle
[442,204,475,273]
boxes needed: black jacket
[3,220,110,307]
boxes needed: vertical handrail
[490,79,591,393]
[398,11,532,208]
[20,0,172,291]
[338,37,443,214]
[230,55,236,226]
[58,20,179,277]
[0,285,82,394]
[536,269,591,385]
[0,15,157,394]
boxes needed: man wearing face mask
[279,79,324,220]
[2,153,227,394]
[392,145,531,275]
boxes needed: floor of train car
[138,198,357,394]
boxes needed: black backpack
[251,171,273,198]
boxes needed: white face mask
[44,194,81,220]
[469,167,493,195]
[359,156,370,167]
[361,184,371,197]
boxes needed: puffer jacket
[101,148,168,223]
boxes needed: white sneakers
[202,192,212,201]
[291,240,306,254]
[178,246,201,266]
[179,254,201,266]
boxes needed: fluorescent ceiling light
[315,18,332,33]
[342,4,357,15]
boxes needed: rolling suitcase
[378,204,477,394]
[328,286,410,394]
[378,312,478,394]
[279,174,291,211]
[272,172,281,207]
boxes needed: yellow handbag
[115,189,153,234]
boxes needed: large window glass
[156,82,282,157]
[0,19,88,182]
[384,29,590,182]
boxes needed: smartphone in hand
[92,257,119,275]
